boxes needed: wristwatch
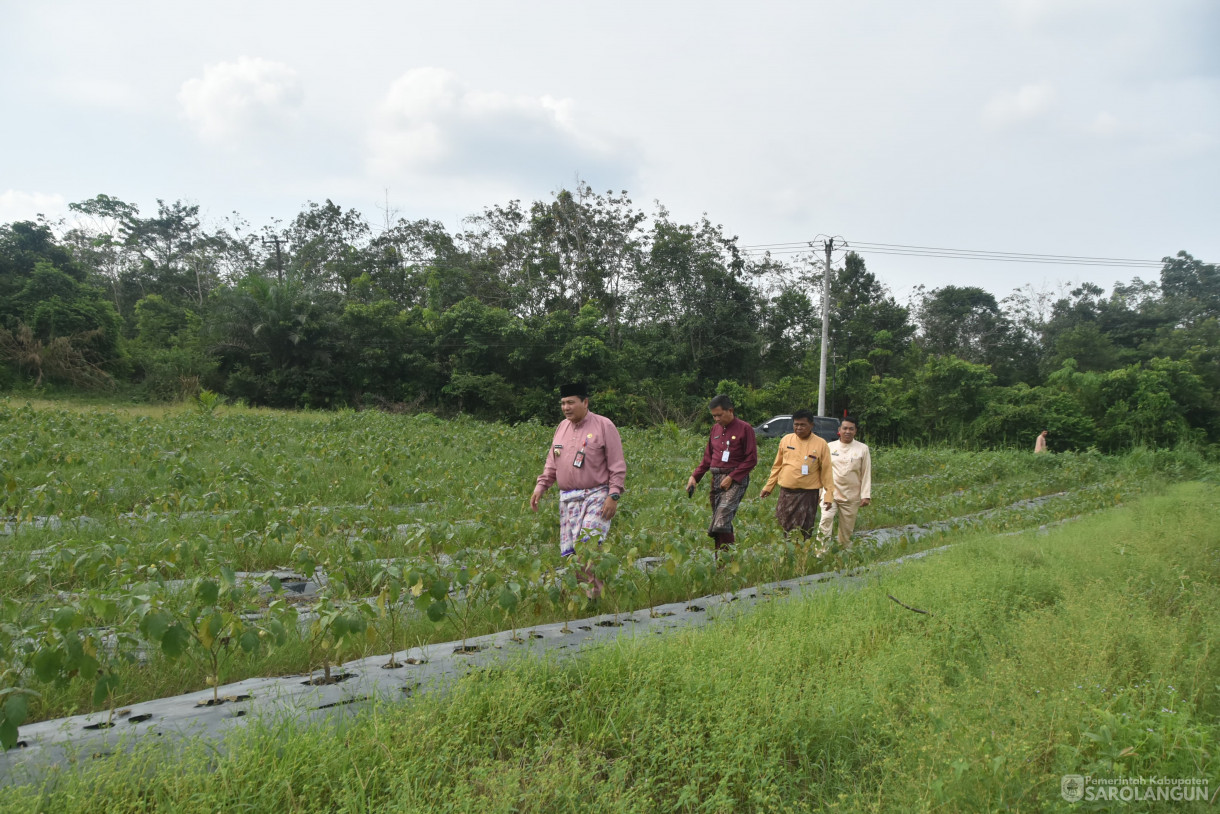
[610,493,620,501]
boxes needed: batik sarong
[559,485,612,558]
[776,486,820,538]
[707,467,749,537]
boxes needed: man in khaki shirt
[818,416,872,550]
[759,409,833,539]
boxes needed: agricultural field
[0,398,1213,750]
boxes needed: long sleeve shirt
[763,432,834,493]
[827,440,871,502]
[536,412,626,495]
[692,417,757,484]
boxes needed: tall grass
[4,483,1216,812]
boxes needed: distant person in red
[686,394,757,551]
[1034,430,1048,454]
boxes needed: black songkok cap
[559,382,588,399]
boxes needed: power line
[738,238,1172,269]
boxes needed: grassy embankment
[3,482,1217,812]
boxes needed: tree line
[1,185,1217,451]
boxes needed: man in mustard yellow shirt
[759,409,834,539]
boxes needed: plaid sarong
[776,486,820,538]
[559,485,612,557]
[707,468,749,536]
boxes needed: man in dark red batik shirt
[686,394,757,551]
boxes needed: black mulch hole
[685,605,704,612]
[595,620,623,627]
[651,611,675,618]
[127,714,153,724]
[401,682,421,695]
[577,625,592,631]
[83,721,114,730]
[404,657,428,665]
[232,710,247,717]
[453,645,483,655]
[302,673,355,686]
[528,632,544,639]
[195,694,253,706]
[13,740,28,749]
[315,695,369,710]
[380,661,405,670]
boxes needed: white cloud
[982,83,1056,128]
[0,191,68,225]
[367,68,629,183]
[178,57,303,143]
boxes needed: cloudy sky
[1,0,1216,301]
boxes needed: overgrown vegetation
[2,483,1215,811]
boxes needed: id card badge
[720,448,730,463]
[801,464,809,475]
[572,447,585,468]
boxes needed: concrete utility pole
[817,238,834,416]
[262,236,286,282]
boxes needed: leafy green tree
[830,252,914,377]
[1,221,87,328]
[1094,359,1211,450]
[129,294,212,401]
[1160,251,1219,326]
[367,218,459,308]
[968,383,1096,450]
[65,194,141,312]
[916,284,1034,385]
[913,355,997,440]
[759,285,816,380]
[627,213,762,387]
[1047,321,1121,373]
[338,299,440,404]
[286,200,373,295]
[209,274,344,407]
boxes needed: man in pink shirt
[531,383,627,587]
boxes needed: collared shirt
[763,432,834,493]
[692,417,757,484]
[827,440,871,502]
[536,411,626,494]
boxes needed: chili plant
[442,550,500,652]
[304,593,376,684]
[371,561,409,667]
[136,570,287,705]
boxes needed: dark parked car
[754,414,841,443]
